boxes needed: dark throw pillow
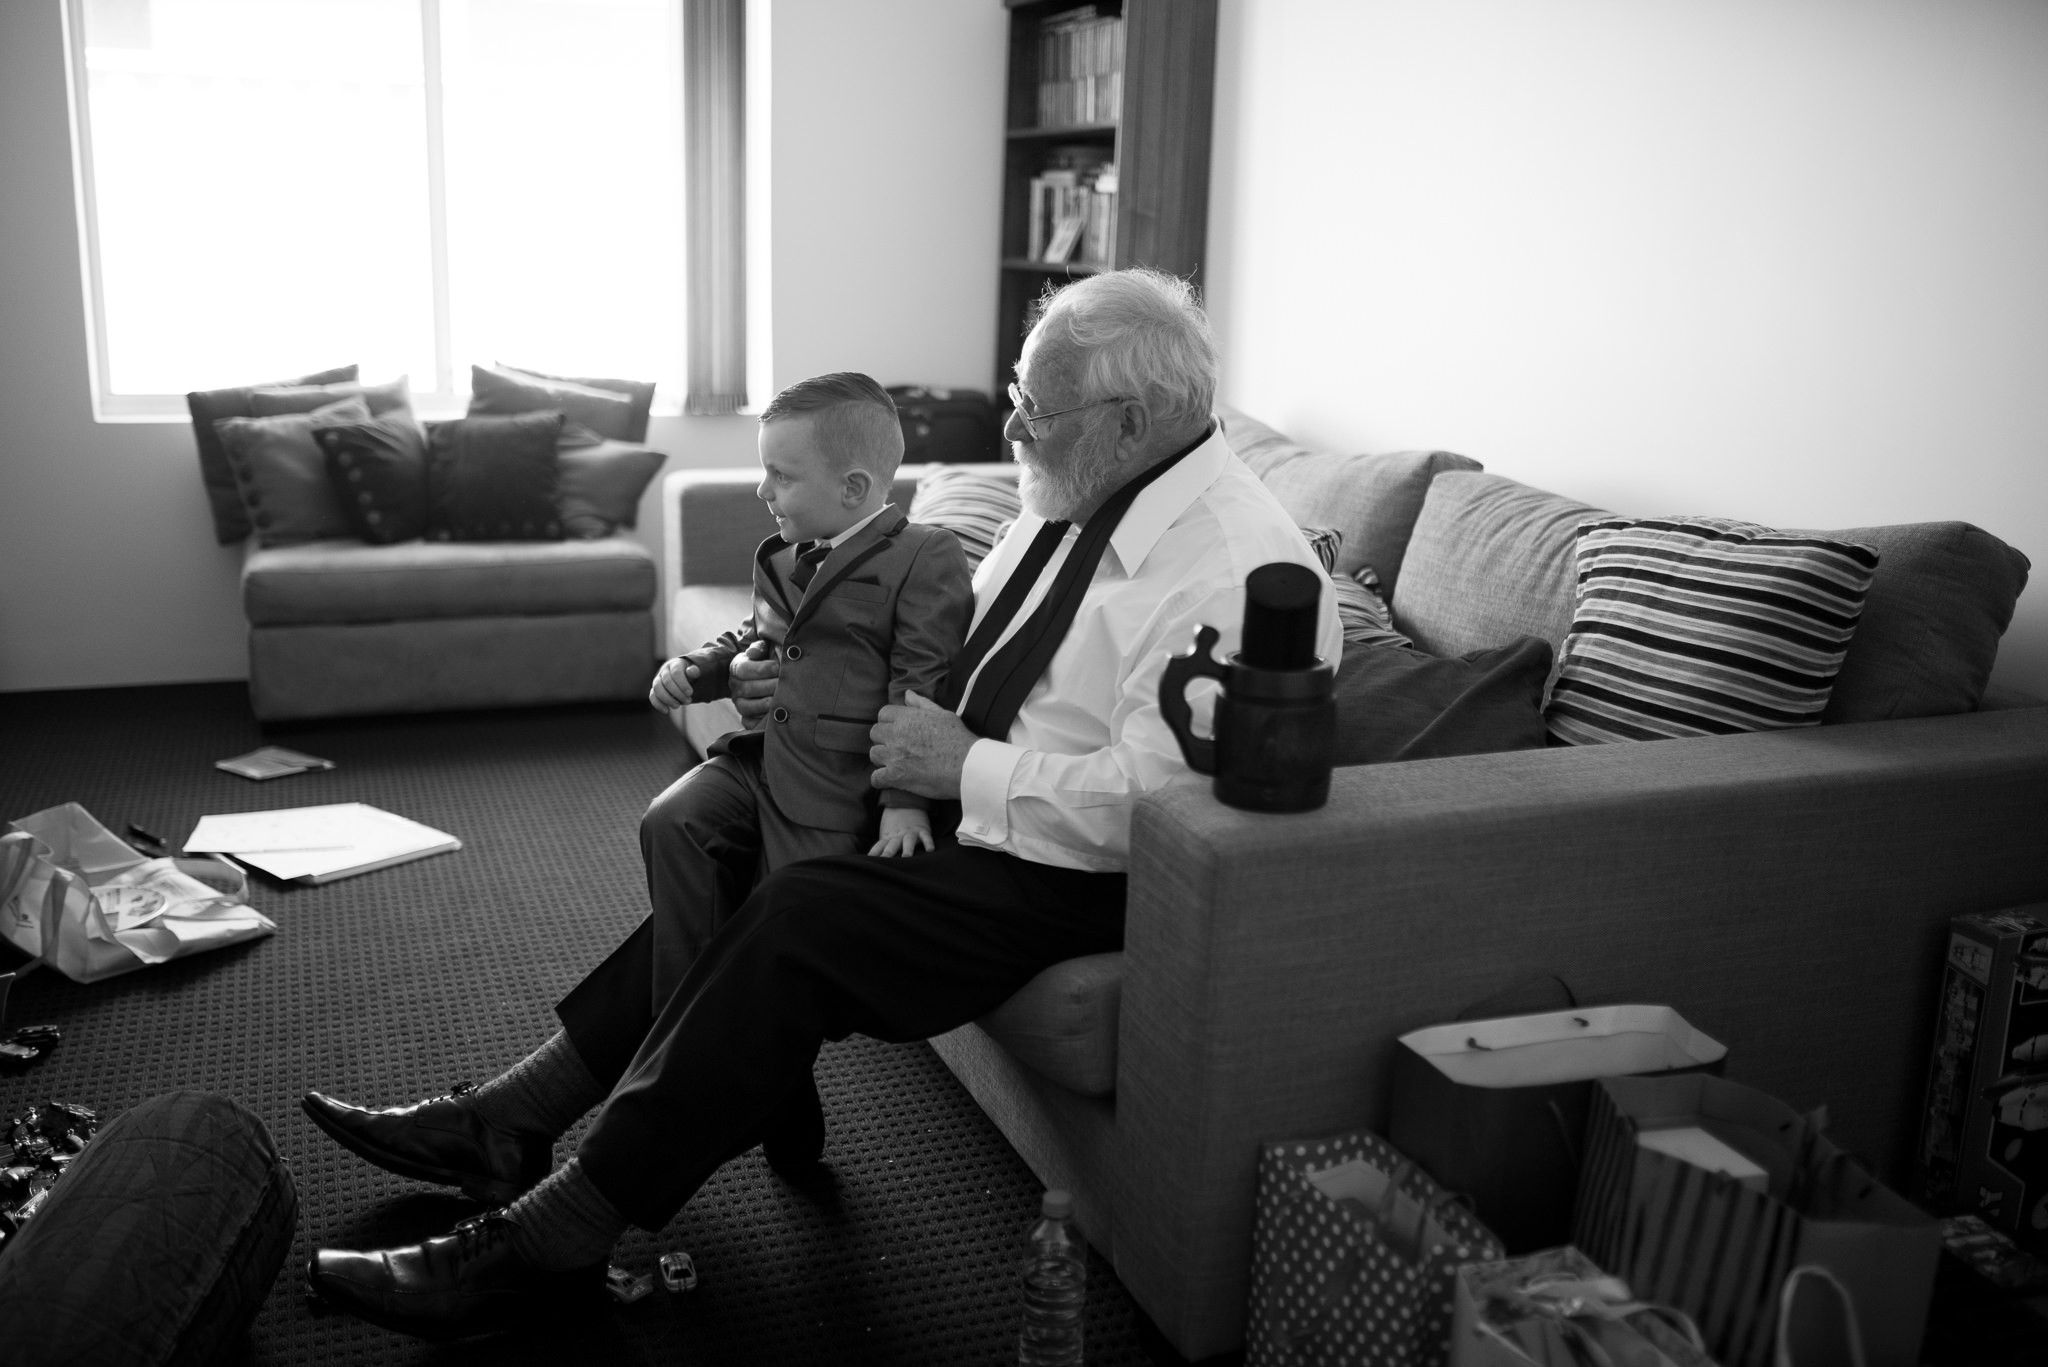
[1332,636,1553,766]
[187,364,358,544]
[315,410,432,544]
[555,439,665,538]
[427,412,567,541]
[214,396,373,547]
[467,363,648,443]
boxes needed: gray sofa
[243,535,656,722]
[662,410,2047,1361]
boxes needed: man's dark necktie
[787,542,832,595]
[942,435,1202,740]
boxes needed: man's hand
[648,657,700,713]
[870,692,974,800]
[868,805,935,858]
[729,639,781,729]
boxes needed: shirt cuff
[957,738,1023,846]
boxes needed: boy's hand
[868,806,934,858]
[648,657,701,712]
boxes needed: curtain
[685,0,747,415]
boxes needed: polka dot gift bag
[1245,1130,1504,1367]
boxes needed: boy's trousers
[639,749,868,1008]
[555,837,1126,1231]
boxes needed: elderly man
[301,267,1342,1341]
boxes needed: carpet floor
[0,683,1176,1366]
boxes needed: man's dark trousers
[555,838,1125,1230]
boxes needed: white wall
[1207,0,2048,694]
[0,0,1005,693]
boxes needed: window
[67,0,686,417]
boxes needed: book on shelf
[1034,6,1123,129]
[1024,151,1117,267]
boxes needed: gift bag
[1450,1245,1718,1367]
[1246,1130,1504,1367]
[1573,1074,1939,1367]
[1390,1002,1728,1254]
[0,803,274,984]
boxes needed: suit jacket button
[785,644,803,661]
[772,707,789,723]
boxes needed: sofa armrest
[1112,708,2048,1359]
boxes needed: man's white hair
[1029,268,1218,434]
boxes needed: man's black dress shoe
[301,1083,551,1205]
[307,1211,604,1342]
[760,1073,826,1173]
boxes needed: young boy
[648,371,973,892]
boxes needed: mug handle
[1158,624,1227,776]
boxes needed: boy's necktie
[787,542,832,594]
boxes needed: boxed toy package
[1916,904,2048,1248]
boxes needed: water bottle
[1017,1188,1086,1366]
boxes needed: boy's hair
[760,372,904,484]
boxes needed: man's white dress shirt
[954,422,1344,872]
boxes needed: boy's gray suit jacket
[682,507,973,834]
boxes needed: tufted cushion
[426,411,566,541]
[0,1091,297,1366]
[1392,472,1609,660]
[243,536,655,626]
[214,397,374,547]
[1217,404,1481,593]
[314,409,431,544]
[1807,521,2031,722]
[976,952,1125,1097]
[187,364,358,544]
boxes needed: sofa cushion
[1216,404,1481,594]
[468,363,647,443]
[243,536,655,626]
[1546,518,1878,745]
[558,439,666,538]
[906,464,1022,570]
[315,409,432,544]
[1393,472,1609,659]
[215,397,375,547]
[426,411,566,542]
[188,364,358,545]
[1808,521,2031,723]
[1333,636,1552,765]
[976,951,1125,1097]
[248,375,413,419]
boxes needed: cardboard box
[1916,904,2048,1249]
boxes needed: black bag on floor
[0,1091,297,1365]
[887,385,1003,463]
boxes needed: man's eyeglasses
[1006,383,1126,441]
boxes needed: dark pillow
[426,412,566,541]
[249,375,413,419]
[467,363,646,442]
[1332,636,1553,766]
[1810,521,2032,722]
[214,397,373,547]
[556,439,665,538]
[315,410,431,544]
[187,364,357,544]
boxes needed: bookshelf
[995,0,1219,397]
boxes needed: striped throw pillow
[907,465,1022,570]
[1546,517,1879,745]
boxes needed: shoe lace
[451,1211,517,1257]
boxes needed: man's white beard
[1018,427,1117,522]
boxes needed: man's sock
[468,1030,605,1139]
[503,1157,628,1271]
